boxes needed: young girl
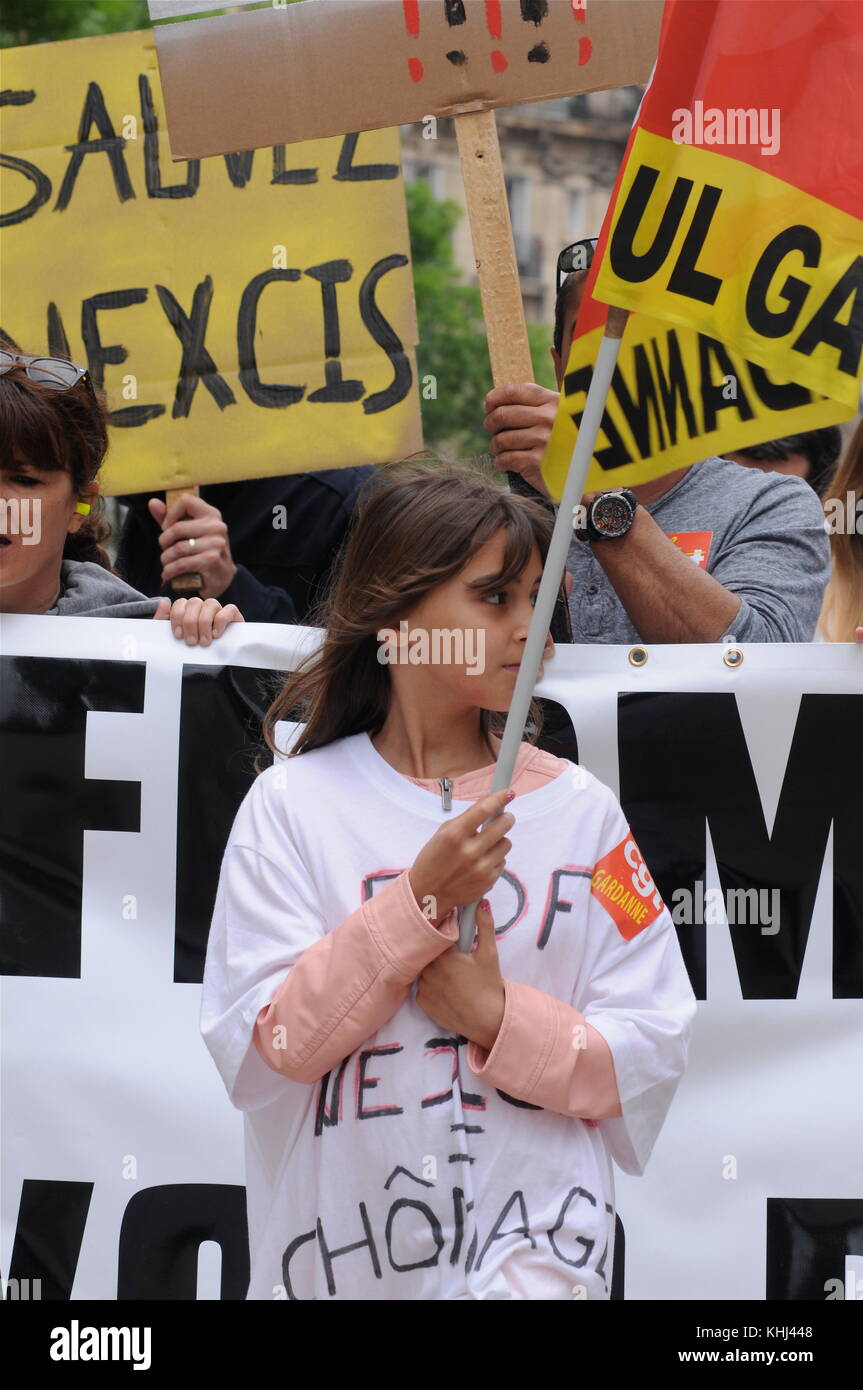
[201,461,697,1301]
[0,349,242,644]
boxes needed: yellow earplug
[75,501,91,515]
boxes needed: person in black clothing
[115,467,377,625]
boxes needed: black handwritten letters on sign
[1,32,422,492]
[0,89,409,428]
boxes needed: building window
[567,92,590,120]
[568,188,586,240]
[504,174,530,239]
[505,176,541,278]
[619,86,643,121]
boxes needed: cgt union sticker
[590,836,665,940]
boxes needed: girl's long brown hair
[264,460,556,758]
[0,349,114,570]
[818,419,863,641]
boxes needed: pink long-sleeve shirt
[252,737,622,1122]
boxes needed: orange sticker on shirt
[666,530,713,568]
[590,836,665,940]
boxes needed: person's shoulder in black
[115,467,376,625]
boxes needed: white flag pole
[457,305,629,951]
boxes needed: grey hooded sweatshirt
[45,561,160,618]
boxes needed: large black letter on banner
[745,226,820,338]
[608,166,692,283]
[5,1180,93,1300]
[0,658,144,978]
[118,1185,249,1299]
[766,1199,863,1300]
[793,256,863,379]
[665,184,722,304]
[698,336,755,431]
[610,346,668,459]
[618,692,863,999]
[562,364,633,472]
[650,330,698,445]
[174,666,274,982]
[534,698,579,765]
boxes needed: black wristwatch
[579,488,638,543]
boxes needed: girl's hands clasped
[408,787,516,927]
[416,899,506,1051]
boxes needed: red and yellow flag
[543,0,863,501]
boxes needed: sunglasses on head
[556,237,598,293]
[0,349,96,399]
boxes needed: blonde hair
[817,419,863,641]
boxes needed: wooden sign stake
[165,486,203,592]
[454,107,537,499]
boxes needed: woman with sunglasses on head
[0,349,243,644]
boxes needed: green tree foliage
[0,0,290,47]
[0,0,150,48]
[405,179,491,457]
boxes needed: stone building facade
[400,87,642,326]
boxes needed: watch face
[591,492,634,538]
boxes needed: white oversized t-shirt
[201,731,697,1300]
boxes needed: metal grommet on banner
[723,646,744,668]
[628,646,648,667]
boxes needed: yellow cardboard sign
[1,30,422,496]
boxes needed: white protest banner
[1,617,861,1300]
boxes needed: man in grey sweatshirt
[482,268,831,644]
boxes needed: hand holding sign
[152,594,244,644]
[483,382,559,498]
[150,493,238,600]
[408,787,516,926]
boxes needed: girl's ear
[67,480,100,534]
